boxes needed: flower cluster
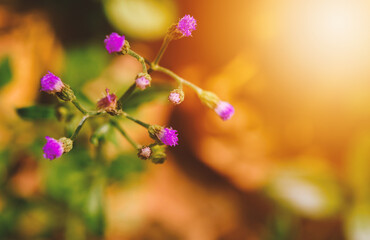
[177,15,197,37]
[37,14,234,163]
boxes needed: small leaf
[16,105,57,121]
[0,56,12,89]
[106,154,145,182]
[123,84,171,111]
[64,44,109,90]
[84,180,105,236]
[90,123,116,146]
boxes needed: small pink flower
[135,74,151,90]
[168,89,184,105]
[215,101,234,121]
[138,146,152,159]
[104,32,125,54]
[177,15,197,37]
[40,72,65,93]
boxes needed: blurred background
[1,0,370,239]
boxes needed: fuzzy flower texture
[215,101,235,121]
[43,136,64,160]
[40,72,64,93]
[158,128,178,146]
[104,32,125,54]
[135,75,151,90]
[177,15,197,37]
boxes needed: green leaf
[0,56,12,89]
[106,154,145,182]
[16,105,57,121]
[84,180,105,236]
[90,123,117,146]
[63,44,109,90]
[122,84,171,111]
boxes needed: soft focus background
[1,0,370,239]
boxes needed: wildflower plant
[20,15,234,164]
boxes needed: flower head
[43,136,64,160]
[104,32,125,54]
[177,15,197,37]
[138,146,152,160]
[97,88,118,113]
[168,89,184,105]
[215,101,235,121]
[157,128,178,146]
[135,73,151,90]
[40,72,65,93]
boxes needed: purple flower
[43,136,64,160]
[97,88,117,112]
[104,32,125,54]
[135,75,151,90]
[40,72,64,93]
[157,128,179,146]
[177,15,197,37]
[214,101,235,121]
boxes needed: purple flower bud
[138,146,152,160]
[135,73,151,90]
[40,72,65,93]
[168,89,184,105]
[104,32,125,54]
[157,128,179,146]
[177,15,197,37]
[43,136,64,160]
[214,101,235,121]
[97,88,118,113]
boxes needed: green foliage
[44,149,92,212]
[63,44,109,90]
[16,105,57,121]
[84,180,105,236]
[106,154,146,182]
[123,84,171,111]
[90,123,117,146]
[0,56,12,89]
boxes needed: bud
[97,88,119,115]
[55,84,76,102]
[215,101,235,121]
[59,137,73,153]
[168,89,184,105]
[148,125,179,147]
[135,73,151,90]
[198,90,220,109]
[138,146,152,160]
[43,136,73,160]
[150,144,167,164]
[104,32,125,54]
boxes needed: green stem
[127,49,147,73]
[123,113,150,128]
[72,100,88,114]
[118,82,136,106]
[71,115,89,140]
[153,37,171,66]
[152,65,202,94]
[110,120,139,149]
